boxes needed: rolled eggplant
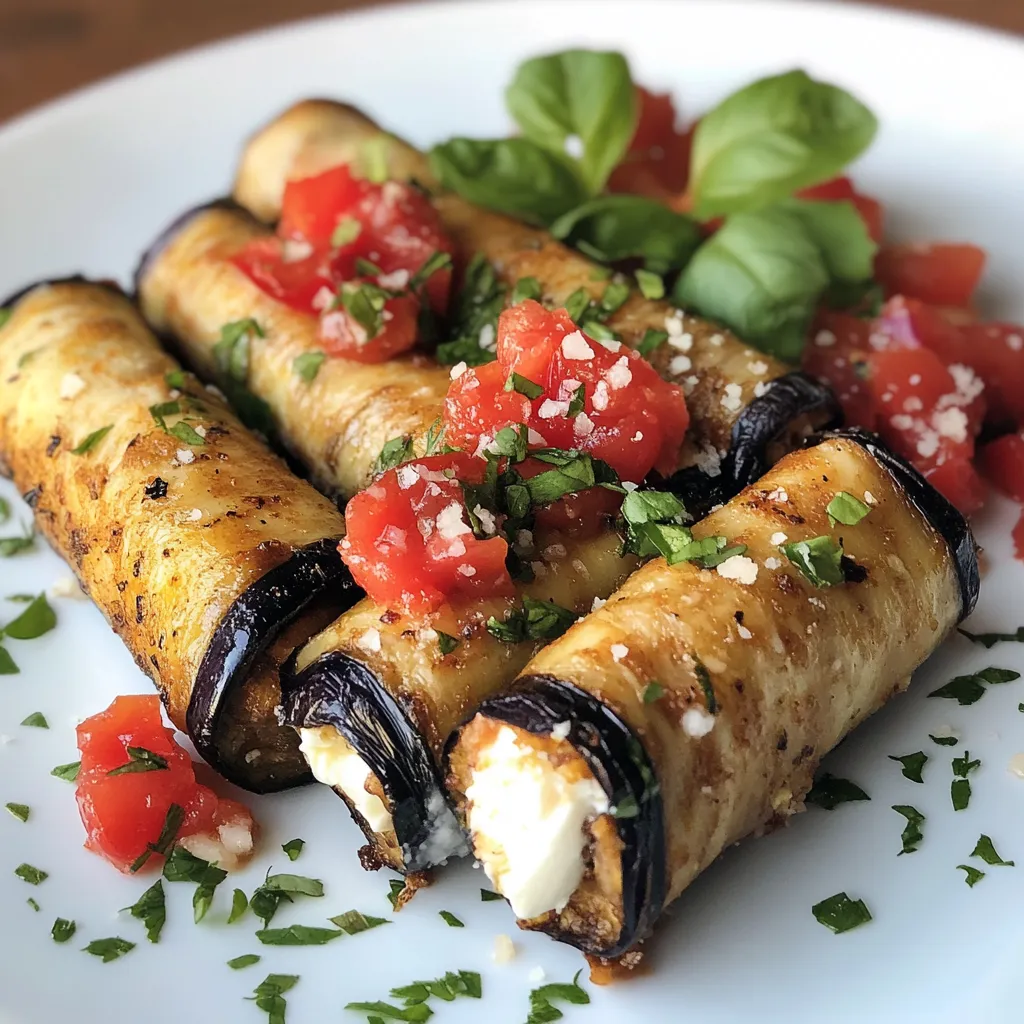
[446,431,979,958]
[0,280,358,791]
[232,99,838,506]
[135,201,451,499]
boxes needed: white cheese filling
[465,726,608,920]
[298,726,393,833]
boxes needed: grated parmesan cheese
[59,372,86,400]
[716,555,758,584]
[560,331,594,360]
[610,643,629,662]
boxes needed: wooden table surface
[0,0,1020,124]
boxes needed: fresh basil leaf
[779,198,877,283]
[437,631,460,656]
[20,711,48,728]
[107,746,168,776]
[51,760,80,782]
[952,751,981,778]
[811,891,872,933]
[504,372,544,399]
[83,937,135,962]
[971,835,1014,867]
[282,838,304,862]
[228,954,261,970]
[293,352,326,383]
[345,1000,430,1022]
[689,69,877,218]
[160,842,210,881]
[957,864,985,887]
[124,879,166,943]
[930,734,959,746]
[332,216,362,247]
[329,910,390,935]
[977,667,1020,684]
[524,455,596,505]
[511,277,542,305]
[6,802,29,822]
[635,268,665,300]
[51,918,76,943]
[506,49,636,194]
[642,682,665,704]
[621,489,685,526]
[4,594,56,640]
[263,873,324,898]
[888,751,928,783]
[782,535,844,587]
[71,425,113,455]
[256,925,344,946]
[673,206,829,363]
[249,973,299,1024]
[892,804,925,855]
[429,137,588,225]
[805,773,870,810]
[130,802,183,873]
[374,435,414,476]
[492,424,529,462]
[436,254,505,367]
[958,626,1024,649]
[15,863,47,885]
[826,490,871,527]
[551,195,701,273]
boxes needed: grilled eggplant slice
[446,432,978,958]
[0,280,358,791]
[232,99,838,502]
[135,200,451,499]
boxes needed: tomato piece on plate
[340,452,514,615]
[801,311,878,430]
[957,322,1024,429]
[979,433,1024,503]
[875,244,986,307]
[280,164,372,247]
[76,694,255,873]
[232,237,334,314]
[607,87,693,199]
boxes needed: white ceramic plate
[2,3,1023,1021]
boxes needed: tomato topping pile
[76,694,254,873]
[233,164,454,363]
[444,299,689,481]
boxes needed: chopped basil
[4,593,56,640]
[355,257,384,278]
[504,372,544,399]
[782,535,844,587]
[249,871,325,927]
[971,835,1014,867]
[248,973,299,1024]
[888,751,927,783]
[952,751,981,778]
[411,252,455,291]
[693,660,718,715]
[124,879,166,943]
[958,626,1024,648]
[193,865,228,923]
[1019,703,1024,713]
[349,970,481,1021]
[527,971,590,1023]
[511,276,542,305]
[486,596,576,644]
[228,954,261,970]
[957,864,985,887]
[951,779,971,812]
[437,631,460,656]
[70,424,113,455]
[332,217,362,247]
[892,805,925,855]
[480,889,503,902]
[14,863,47,885]
[83,937,135,963]
[293,351,326,383]
[340,279,392,340]
[228,888,248,924]
[107,745,168,775]
[811,892,872,934]
[169,421,206,446]
[282,838,304,862]
[826,491,870,526]
[27,898,39,912]
[20,711,48,728]
[256,924,344,946]
[642,681,665,704]
[149,400,181,432]
[438,910,464,928]
[622,489,685,526]
[612,794,639,819]
[162,848,213,883]
[805,773,870,810]
[212,320,275,437]
[565,383,586,418]
[0,645,17,674]
[0,497,8,523]
[165,369,187,390]
[928,666,1020,705]
[329,910,390,934]
[523,453,596,505]
[423,417,447,457]
[374,435,415,477]
[930,734,959,746]
[436,254,505,367]
[6,802,29,822]
[635,268,665,299]
[387,878,405,910]
[51,761,80,783]
[130,802,183,873]
[0,528,35,558]
[491,423,529,462]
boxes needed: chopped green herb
[438,910,464,928]
[20,711,48,728]
[0,308,9,329]
[5,593,56,640]
[826,491,870,526]
[148,400,181,432]
[423,417,446,456]
[888,751,928,783]
[635,268,664,300]
[5,802,29,822]
[228,954,262,970]
[805,773,870,810]
[329,910,390,935]
[611,794,639,819]
[212,320,275,436]
[107,745,168,775]
[409,251,453,294]
[165,369,187,389]
[256,924,344,946]
[349,969,481,1020]
[511,277,542,305]
[168,421,206,446]
[930,734,959,746]
[952,751,981,777]
[527,971,589,1023]
[130,802,183,873]
[332,217,362,247]
[811,892,872,934]
[248,973,299,1024]
[480,889,502,902]
[51,918,76,943]
[0,645,17,674]
[228,888,248,924]
[0,529,35,558]
[637,328,668,359]
[339,279,391,340]
[250,871,325,927]
[192,864,228,923]
[928,666,1020,705]
[124,879,166,943]
[971,835,1014,867]
[387,878,405,910]
[374,435,415,477]
[436,254,505,367]
[694,661,718,714]
[957,864,985,887]
[293,351,327,383]
[51,761,80,783]
[282,838,304,861]
[642,681,665,704]
[951,779,971,812]
[977,667,1021,684]
[437,631,460,656]
[27,898,39,912]
[781,535,844,587]
[83,937,135,963]
[70,424,113,455]
[892,805,925,855]
[565,383,586,418]
[0,497,8,523]
[504,372,544,399]
[5,594,34,602]
[15,863,47,885]
[958,626,1024,648]
[486,596,576,644]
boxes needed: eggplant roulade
[446,431,979,960]
[0,280,358,791]
[135,201,452,499]
[231,99,838,503]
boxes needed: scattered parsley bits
[811,892,872,934]
[374,435,415,477]
[437,631,460,656]
[892,805,925,855]
[50,918,76,943]
[107,745,168,775]
[228,888,248,924]
[511,276,542,305]
[329,910,389,934]
[0,528,35,559]
[248,973,299,1024]
[930,734,959,746]
[256,924,344,946]
[332,216,362,247]
[527,971,589,1022]
[635,268,665,300]
[130,802,183,873]
[387,878,405,910]
[971,835,1014,867]
[805,773,870,810]
[124,879,166,943]
[436,254,505,367]
[958,626,1024,648]
[282,838,305,861]
[637,328,668,359]
[889,751,928,783]
[20,711,48,728]
[826,491,870,526]
[250,872,325,927]
[293,351,326,382]
[642,681,665,704]
[504,372,544,399]
[228,954,262,970]
[928,666,1020,705]
[15,863,47,885]
[951,751,981,812]
[51,761,80,783]
[486,596,576,644]
[165,369,187,389]
[781,535,844,587]
[348,969,482,1021]
[566,382,586,417]
[161,847,227,923]
[439,910,464,928]
[0,646,18,674]
[5,802,29,822]
[27,898,39,912]
[957,864,985,887]
[70,424,113,455]
[5,593,56,640]
[83,937,135,962]
[480,889,503,902]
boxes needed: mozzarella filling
[465,726,609,920]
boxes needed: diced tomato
[801,310,878,430]
[319,291,420,364]
[1013,511,1024,560]
[980,433,1024,503]
[798,176,885,243]
[924,458,987,516]
[446,300,690,482]
[340,452,514,615]
[75,694,255,874]
[280,164,371,247]
[232,237,334,314]
[875,244,986,307]
[957,322,1024,429]
[607,87,693,199]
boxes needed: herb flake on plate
[51,918,76,943]
[228,954,261,970]
[15,863,47,885]
[282,838,305,861]
[20,711,48,728]
[811,892,872,934]
[892,805,925,855]
[124,879,166,943]
[805,773,870,810]
[83,937,135,963]
[5,802,29,822]
[888,750,927,783]
[971,835,1014,867]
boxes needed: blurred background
[0,0,1020,123]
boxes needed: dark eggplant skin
[822,428,980,619]
[280,650,464,873]
[452,676,666,959]
[190,539,360,790]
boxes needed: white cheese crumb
[479,323,497,351]
[721,382,743,413]
[473,505,497,535]
[766,487,788,503]
[194,425,207,439]
[932,406,968,443]
[864,491,877,505]
[1007,333,1024,352]
[753,381,769,398]
[528,967,546,984]
[312,286,335,312]
[681,706,716,738]
[187,508,203,521]
[282,239,313,262]
[814,329,837,347]
[764,557,782,570]
[668,331,693,352]
[591,596,606,612]
[48,576,85,600]
[59,372,86,400]
[694,443,723,478]
[457,564,477,577]
[748,360,769,375]
[716,555,758,584]
[377,268,410,290]
[450,361,468,380]
[396,465,420,490]
[492,934,517,963]
[592,381,610,411]
[436,502,472,540]
[737,624,752,640]
[631,432,644,442]
[357,628,382,653]
[176,449,195,465]
[770,532,788,546]
[664,313,684,336]
[605,357,633,390]
[573,412,595,436]
[669,354,692,375]
[538,399,569,419]
[709,333,724,346]
[610,643,629,662]
[560,331,594,360]
[551,721,571,741]
[527,428,547,446]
